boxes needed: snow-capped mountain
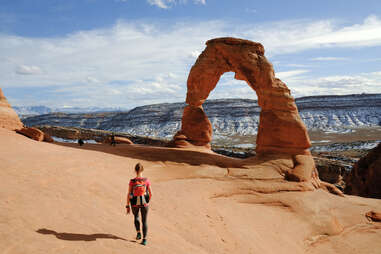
[22,93,381,141]
[13,106,53,118]
[14,106,125,118]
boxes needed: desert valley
[1,36,381,254]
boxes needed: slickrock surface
[1,128,381,254]
[345,143,381,198]
[0,88,23,130]
[173,37,310,155]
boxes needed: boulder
[104,136,133,145]
[16,127,44,141]
[0,88,23,130]
[365,211,381,222]
[114,136,133,144]
[43,133,54,143]
[345,143,381,198]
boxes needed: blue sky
[1,0,381,108]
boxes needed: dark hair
[135,163,144,173]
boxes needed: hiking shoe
[141,239,147,246]
[136,232,141,240]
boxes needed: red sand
[1,128,380,254]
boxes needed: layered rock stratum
[21,94,381,143]
[0,88,23,130]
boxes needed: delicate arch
[173,37,311,155]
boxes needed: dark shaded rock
[365,211,381,222]
[345,143,381,198]
[314,157,348,190]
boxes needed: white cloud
[276,69,310,79]
[283,63,311,68]
[146,0,206,9]
[0,19,226,91]
[1,15,381,107]
[15,65,42,75]
[194,0,206,4]
[86,76,100,83]
[243,15,381,55]
[310,57,349,61]
[283,71,381,98]
[147,0,174,9]
[189,50,201,58]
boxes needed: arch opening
[202,71,259,149]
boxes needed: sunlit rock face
[0,88,23,130]
[172,37,311,155]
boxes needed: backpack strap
[131,177,147,182]
[131,178,148,195]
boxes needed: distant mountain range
[14,106,126,118]
[22,93,381,143]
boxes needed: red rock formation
[43,133,54,143]
[173,37,311,155]
[104,136,133,145]
[114,136,133,144]
[16,127,45,141]
[174,105,212,148]
[0,88,23,130]
[171,38,322,184]
[345,143,381,198]
[366,211,381,222]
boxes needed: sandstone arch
[173,37,311,155]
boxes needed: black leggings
[132,206,149,238]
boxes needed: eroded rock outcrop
[43,133,54,143]
[172,38,320,184]
[0,88,23,130]
[16,127,54,143]
[314,157,348,190]
[173,38,310,155]
[345,143,381,198]
[104,136,133,145]
[16,127,45,141]
[366,211,381,222]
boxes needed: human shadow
[36,228,131,242]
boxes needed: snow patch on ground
[233,143,255,149]
[311,141,380,152]
[311,140,331,143]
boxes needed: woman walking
[126,163,152,245]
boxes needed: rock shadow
[36,228,129,242]
[54,142,246,168]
